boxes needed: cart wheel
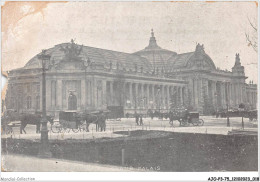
[72,128,79,133]
[182,119,188,127]
[199,119,204,126]
[51,123,61,133]
[6,126,13,134]
[66,128,71,133]
[192,121,199,126]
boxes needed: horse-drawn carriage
[51,110,108,133]
[169,109,204,127]
[179,112,204,126]
[51,111,81,133]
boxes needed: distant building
[5,30,257,116]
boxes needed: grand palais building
[5,30,257,116]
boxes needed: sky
[1,1,258,83]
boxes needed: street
[2,116,257,140]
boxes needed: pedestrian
[135,113,139,125]
[126,113,129,119]
[139,115,143,126]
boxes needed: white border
[1,0,259,181]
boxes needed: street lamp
[37,50,52,158]
[84,57,92,112]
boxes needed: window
[26,96,32,109]
[36,95,40,110]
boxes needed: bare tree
[245,16,257,52]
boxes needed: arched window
[36,95,40,110]
[26,96,32,109]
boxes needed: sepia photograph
[1,1,258,181]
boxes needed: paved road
[2,154,134,172]
[2,116,257,140]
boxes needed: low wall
[2,131,257,172]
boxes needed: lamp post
[84,57,93,112]
[37,50,52,158]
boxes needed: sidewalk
[2,154,134,172]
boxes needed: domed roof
[133,29,177,72]
[167,44,216,71]
[24,39,152,72]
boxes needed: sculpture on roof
[151,28,154,37]
[60,39,83,61]
[235,53,241,66]
[195,43,205,54]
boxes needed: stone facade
[5,31,257,116]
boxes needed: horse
[169,112,183,127]
[169,109,189,127]
[19,113,54,134]
[79,112,106,132]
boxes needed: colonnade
[10,77,256,114]
[106,81,187,110]
[191,78,247,111]
[246,90,257,109]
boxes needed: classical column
[152,84,155,109]
[46,79,51,110]
[229,83,232,106]
[211,81,216,106]
[229,83,232,105]
[173,86,177,106]
[147,84,150,109]
[135,83,138,108]
[129,82,133,108]
[227,83,230,106]
[87,80,91,106]
[233,83,237,106]
[240,83,244,103]
[56,80,62,110]
[93,78,97,107]
[238,83,241,104]
[197,79,201,106]
[237,83,241,104]
[50,81,56,108]
[121,82,126,107]
[180,86,183,106]
[166,85,170,109]
[102,80,107,107]
[141,83,144,108]
[184,86,188,106]
[110,81,113,106]
[194,79,198,109]
[221,82,225,107]
[161,85,165,109]
[80,80,85,109]
[251,92,254,106]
